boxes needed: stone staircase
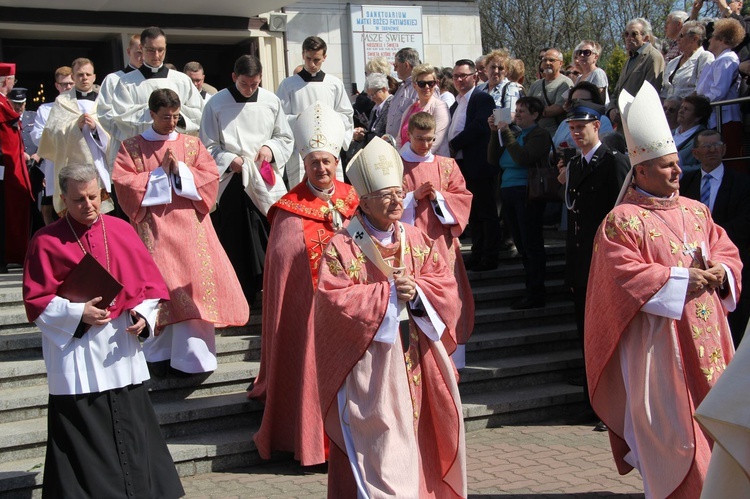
[0,235,585,497]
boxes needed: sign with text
[348,4,424,94]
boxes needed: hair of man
[408,111,436,133]
[395,47,421,68]
[141,26,167,45]
[233,55,262,78]
[59,164,98,194]
[302,36,327,54]
[148,88,181,113]
[71,58,93,72]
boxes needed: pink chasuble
[585,187,742,498]
[402,154,475,344]
[248,180,357,466]
[315,218,466,498]
[113,134,249,328]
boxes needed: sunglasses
[415,80,437,88]
[575,49,594,57]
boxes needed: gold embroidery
[699,345,705,358]
[678,260,684,267]
[693,207,706,218]
[347,258,362,281]
[356,252,366,263]
[695,301,711,322]
[648,229,661,241]
[412,373,421,386]
[412,245,429,264]
[605,224,617,240]
[701,366,714,381]
[195,211,218,322]
[692,325,703,339]
[326,258,342,275]
[670,241,679,254]
[405,354,413,371]
[639,210,650,218]
[682,206,690,213]
[626,215,641,230]
[709,348,722,365]
[432,252,439,263]
[694,223,702,232]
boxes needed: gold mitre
[294,101,345,158]
[619,81,676,166]
[346,136,403,196]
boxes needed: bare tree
[479,0,687,84]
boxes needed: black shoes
[511,297,546,310]
[593,421,608,432]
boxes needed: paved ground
[181,424,644,498]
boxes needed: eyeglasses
[697,142,725,150]
[452,72,475,80]
[415,80,437,88]
[409,134,436,143]
[57,81,74,88]
[575,49,594,57]
[364,189,404,203]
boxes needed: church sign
[348,4,424,92]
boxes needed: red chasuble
[113,134,249,328]
[585,187,742,498]
[402,154,475,344]
[248,180,357,466]
[315,218,466,497]
[23,215,169,322]
[0,93,33,263]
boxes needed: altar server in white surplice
[108,27,203,141]
[276,36,353,186]
[200,55,294,306]
[96,33,142,171]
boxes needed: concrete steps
[0,238,585,497]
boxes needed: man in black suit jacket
[559,101,630,400]
[680,129,750,345]
[448,58,500,271]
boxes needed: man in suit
[611,18,665,105]
[447,58,500,271]
[558,98,630,406]
[680,129,750,345]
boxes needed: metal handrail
[711,94,750,163]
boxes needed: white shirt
[701,163,725,213]
[447,86,475,159]
[695,49,741,126]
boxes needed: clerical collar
[306,179,335,200]
[138,63,169,80]
[298,68,326,82]
[635,186,677,199]
[228,84,258,103]
[200,89,207,99]
[123,64,137,74]
[363,213,395,243]
[399,143,434,163]
[142,127,178,142]
[76,90,98,101]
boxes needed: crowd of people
[0,3,749,496]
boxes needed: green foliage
[603,46,628,96]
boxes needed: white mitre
[346,136,403,196]
[618,81,677,166]
[293,101,345,159]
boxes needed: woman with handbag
[488,96,551,309]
